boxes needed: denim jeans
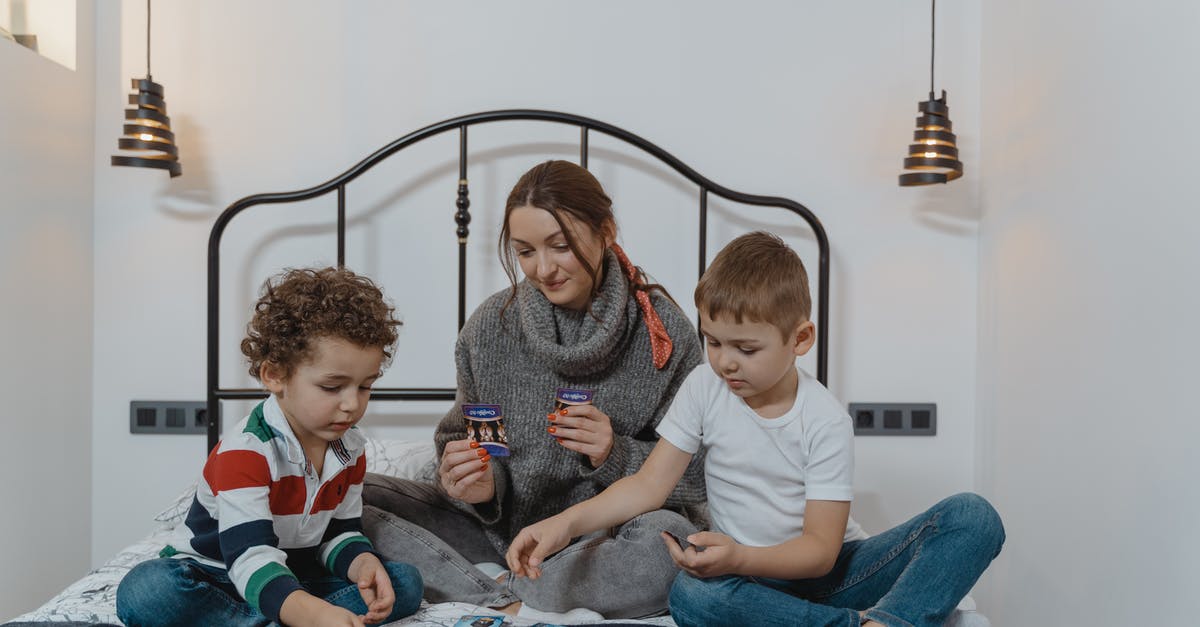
[668,493,1005,627]
[361,474,698,618]
[115,556,423,626]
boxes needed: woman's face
[507,205,610,311]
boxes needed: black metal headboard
[206,109,829,452]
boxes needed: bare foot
[497,601,521,616]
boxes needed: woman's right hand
[438,438,495,503]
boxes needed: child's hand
[505,515,574,580]
[664,531,743,578]
[548,404,614,467]
[439,438,496,503]
[348,553,395,624]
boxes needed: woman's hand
[438,438,495,503]
[663,531,744,579]
[547,404,615,467]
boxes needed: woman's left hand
[547,404,614,467]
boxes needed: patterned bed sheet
[6,438,673,626]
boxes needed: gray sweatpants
[361,473,697,619]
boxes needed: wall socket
[849,402,936,436]
[129,401,211,435]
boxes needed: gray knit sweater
[434,250,706,553]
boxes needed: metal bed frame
[206,109,829,452]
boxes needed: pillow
[364,437,438,482]
[153,480,198,529]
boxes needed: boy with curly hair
[118,267,423,627]
[506,232,1004,627]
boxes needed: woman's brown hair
[498,160,668,311]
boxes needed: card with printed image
[553,387,595,413]
[462,404,510,456]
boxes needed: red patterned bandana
[610,243,673,369]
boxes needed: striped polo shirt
[161,395,375,622]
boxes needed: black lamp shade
[111,77,181,178]
[899,91,962,186]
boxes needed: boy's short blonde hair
[694,231,812,338]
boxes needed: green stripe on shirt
[325,535,372,573]
[243,402,275,443]
[245,561,295,610]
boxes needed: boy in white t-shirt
[505,232,1004,627]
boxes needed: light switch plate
[849,402,937,436]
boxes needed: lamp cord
[146,0,151,78]
[929,0,935,99]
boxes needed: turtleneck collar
[515,249,636,377]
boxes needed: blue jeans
[116,557,423,626]
[668,493,1004,627]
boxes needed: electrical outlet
[129,401,211,435]
[848,402,937,436]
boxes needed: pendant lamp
[111,0,181,177]
[899,0,960,186]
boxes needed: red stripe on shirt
[310,456,365,514]
[268,475,308,515]
[204,450,271,493]
[204,450,308,516]
[348,454,366,483]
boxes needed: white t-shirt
[656,364,867,547]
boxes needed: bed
[6,110,988,626]
[5,438,679,626]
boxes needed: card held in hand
[463,404,510,456]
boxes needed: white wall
[977,0,1200,622]
[89,0,984,581]
[0,0,77,69]
[0,0,94,617]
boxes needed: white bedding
[9,438,985,626]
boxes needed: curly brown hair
[240,267,401,380]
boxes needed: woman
[363,160,706,620]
